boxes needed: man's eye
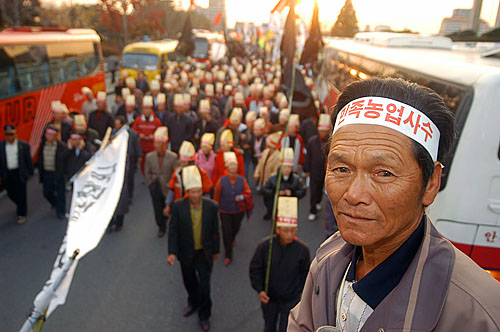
[334,167,349,173]
[376,170,394,177]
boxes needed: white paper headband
[333,96,440,162]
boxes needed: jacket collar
[316,217,455,331]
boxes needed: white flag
[66,129,129,259]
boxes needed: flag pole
[19,250,80,332]
[264,57,297,295]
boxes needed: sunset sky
[44,0,499,35]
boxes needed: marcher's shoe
[115,224,123,231]
[183,305,197,317]
[308,213,316,221]
[157,229,166,238]
[316,203,322,211]
[263,214,271,220]
[16,216,27,224]
[200,319,210,331]
[224,258,231,266]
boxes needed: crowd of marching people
[1,55,336,332]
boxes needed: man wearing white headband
[167,165,220,332]
[81,87,97,121]
[250,196,310,332]
[289,78,500,331]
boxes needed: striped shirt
[43,143,57,171]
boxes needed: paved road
[0,169,328,332]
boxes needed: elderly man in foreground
[288,78,500,332]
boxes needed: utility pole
[14,0,20,26]
[122,0,128,46]
[495,0,500,28]
[470,0,483,34]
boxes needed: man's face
[142,107,152,117]
[126,104,135,113]
[325,124,434,249]
[187,187,203,205]
[114,119,123,130]
[97,100,106,110]
[45,130,57,143]
[276,226,297,245]
[282,165,292,177]
[226,162,238,174]
[220,144,231,152]
[287,125,297,136]
[154,140,165,152]
[53,111,63,122]
[253,127,262,137]
[174,104,184,116]
[5,130,16,143]
[318,129,330,141]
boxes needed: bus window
[7,45,50,92]
[0,48,19,97]
[193,37,209,59]
[122,53,158,71]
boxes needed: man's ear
[422,162,442,206]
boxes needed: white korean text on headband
[333,96,440,162]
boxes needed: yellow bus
[120,39,178,81]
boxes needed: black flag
[300,0,323,65]
[280,0,295,69]
[176,12,195,57]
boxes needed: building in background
[195,0,226,31]
[439,8,491,35]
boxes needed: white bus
[321,32,500,278]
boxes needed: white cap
[121,88,131,97]
[199,99,210,113]
[281,147,294,166]
[220,129,233,147]
[318,113,332,131]
[229,108,243,125]
[259,106,269,119]
[205,84,214,97]
[97,91,106,101]
[179,141,195,160]
[81,87,92,95]
[174,93,184,106]
[266,131,282,148]
[276,196,298,227]
[157,93,166,104]
[143,95,153,108]
[223,151,238,166]
[201,133,215,148]
[254,118,266,130]
[153,126,168,142]
[245,111,257,123]
[234,92,244,105]
[125,95,136,106]
[150,80,160,91]
[182,165,202,191]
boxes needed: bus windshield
[193,38,209,59]
[122,53,158,71]
[0,41,100,99]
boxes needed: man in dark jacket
[167,165,220,332]
[114,116,142,199]
[38,125,67,219]
[63,131,96,180]
[249,197,310,332]
[0,125,34,224]
[304,114,331,221]
[263,147,306,217]
[163,93,194,153]
[88,92,114,139]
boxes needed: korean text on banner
[66,129,129,259]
